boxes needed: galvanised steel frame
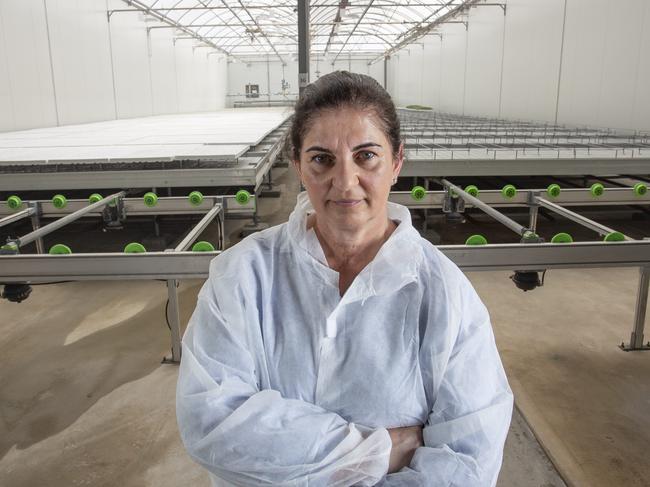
[398,109,650,177]
[2,186,649,362]
[1,192,256,363]
[395,182,650,352]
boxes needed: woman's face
[294,106,403,232]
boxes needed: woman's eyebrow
[352,142,382,150]
[305,146,333,153]
[305,142,382,152]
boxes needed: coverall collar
[287,192,424,301]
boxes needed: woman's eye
[311,154,333,165]
[356,151,376,162]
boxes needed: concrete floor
[1,164,647,486]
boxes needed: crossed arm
[176,273,512,486]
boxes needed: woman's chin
[323,212,368,231]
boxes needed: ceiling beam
[214,0,284,63]
[332,0,375,63]
[370,0,479,64]
[116,0,237,59]
[323,0,349,57]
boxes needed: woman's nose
[332,156,359,191]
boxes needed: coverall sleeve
[176,260,392,487]
[376,271,514,487]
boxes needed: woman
[176,71,513,486]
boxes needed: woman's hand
[386,425,424,473]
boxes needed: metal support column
[621,266,650,351]
[297,0,310,98]
[383,56,388,89]
[163,279,182,364]
[29,202,45,254]
[527,192,539,233]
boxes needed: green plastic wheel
[7,195,22,210]
[89,193,103,204]
[465,234,488,246]
[235,189,251,205]
[604,231,625,242]
[189,190,204,206]
[1,242,18,252]
[143,192,158,207]
[52,194,67,209]
[124,242,147,253]
[501,184,516,199]
[547,184,561,198]
[410,186,426,201]
[551,232,573,244]
[464,185,479,197]
[590,183,604,197]
[191,241,215,252]
[49,244,72,254]
[633,182,647,197]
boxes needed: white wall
[500,0,565,122]
[227,56,385,107]
[387,0,650,132]
[0,0,227,132]
[557,0,649,130]
[0,0,58,131]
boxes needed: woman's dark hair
[289,71,401,160]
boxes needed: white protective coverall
[176,192,513,487]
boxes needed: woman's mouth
[333,199,362,207]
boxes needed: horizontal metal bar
[174,204,223,252]
[110,4,462,12]
[0,167,260,191]
[0,196,255,218]
[0,207,34,228]
[1,188,645,221]
[535,197,631,239]
[2,241,650,282]
[387,187,650,209]
[400,158,650,177]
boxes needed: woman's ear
[293,158,304,185]
[393,142,404,180]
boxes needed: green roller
[52,194,67,209]
[465,234,488,246]
[49,244,72,254]
[590,183,604,197]
[143,192,158,207]
[89,193,103,204]
[124,242,147,253]
[191,241,215,252]
[551,232,573,243]
[235,189,251,205]
[464,185,479,197]
[547,184,561,198]
[633,182,647,197]
[604,231,625,242]
[501,184,516,199]
[410,186,426,201]
[7,195,22,210]
[189,190,204,206]
[1,242,18,252]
